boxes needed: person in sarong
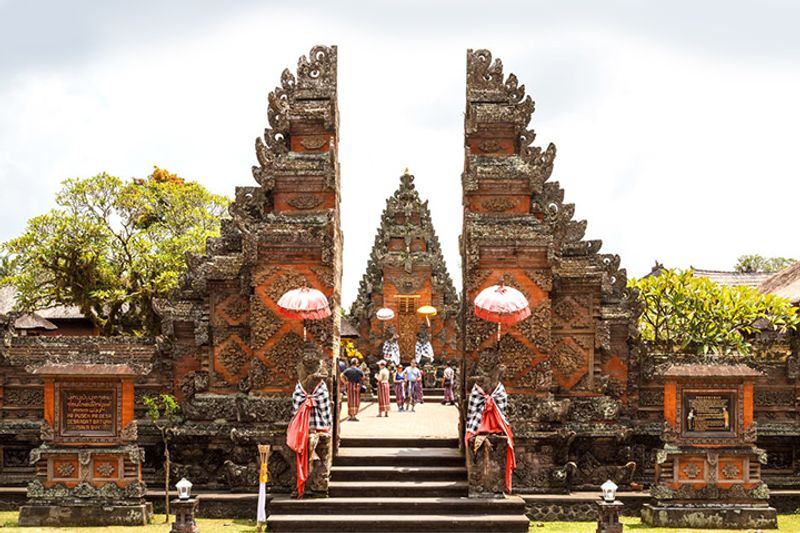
[339,358,364,421]
[375,360,391,417]
[441,361,456,406]
[403,360,422,412]
[393,364,406,411]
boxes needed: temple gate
[460,49,639,493]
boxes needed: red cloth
[465,387,516,493]
[286,384,317,498]
[377,382,391,414]
[346,382,361,416]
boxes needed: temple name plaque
[61,389,116,436]
[683,392,735,435]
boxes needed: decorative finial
[403,167,410,175]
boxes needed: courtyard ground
[339,397,460,438]
[0,512,798,531]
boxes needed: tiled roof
[690,269,772,288]
[759,261,800,304]
[0,285,85,320]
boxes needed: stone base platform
[641,503,778,530]
[18,502,152,527]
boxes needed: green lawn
[528,515,800,532]
[0,512,258,532]
[0,511,797,532]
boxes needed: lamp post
[596,480,623,533]
[171,478,199,533]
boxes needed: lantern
[601,479,618,502]
[176,477,193,500]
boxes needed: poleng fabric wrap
[464,382,516,492]
[286,381,331,498]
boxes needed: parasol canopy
[416,304,438,327]
[473,284,530,342]
[376,307,395,321]
[473,284,530,324]
[277,286,332,321]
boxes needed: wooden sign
[683,392,735,435]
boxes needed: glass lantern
[176,477,193,500]
[601,479,618,502]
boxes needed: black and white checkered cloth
[291,381,332,430]
[382,340,400,365]
[465,382,508,434]
[415,341,434,364]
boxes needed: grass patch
[528,514,800,532]
[0,512,258,532]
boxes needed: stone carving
[287,195,323,210]
[467,434,508,497]
[480,198,516,212]
[57,463,75,477]
[218,338,249,375]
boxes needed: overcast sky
[1,0,799,306]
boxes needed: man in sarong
[375,360,391,417]
[339,358,364,421]
[393,363,406,412]
[441,361,456,406]
[403,360,422,412]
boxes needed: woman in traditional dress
[393,363,406,412]
[375,360,391,417]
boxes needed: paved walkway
[340,397,459,438]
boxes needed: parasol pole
[497,322,501,343]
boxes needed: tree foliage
[629,269,799,356]
[2,168,229,335]
[734,254,797,274]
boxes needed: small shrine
[18,363,150,527]
[641,363,777,529]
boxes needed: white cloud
[0,1,798,309]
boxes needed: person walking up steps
[375,360,391,417]
[403,360,422,412]
[394,364,406,412]
[340,358,364,421]
[442,361,456,406]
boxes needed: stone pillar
[170,497,199,533]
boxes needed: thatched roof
[0,285,86,321]
[340,317,359,338]
[759,261,800,305]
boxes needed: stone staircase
[268,436,529,532]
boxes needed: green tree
[735,254,797,274]
[143,393,180,523]
[2,168,229,335]
[629,269,799,356]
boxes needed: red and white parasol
[277,286,331,340]
[473,283,530,341]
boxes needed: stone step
[339,436,459,448]
[267,513,530,533]
[334,447,463,467]
[269,496,526,516]
[331,465,466,481]
[329,480,468,498]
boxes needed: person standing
[394,364,406,412]
[340,358,364,421]
[442,361,456,406]
[403,360,423,412]
[375,360,391,417]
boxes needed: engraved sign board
[682,392,735,436]
[60,389,116,437]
